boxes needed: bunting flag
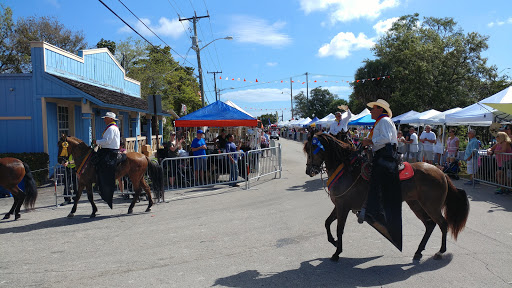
[215,75,390,85]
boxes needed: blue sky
[4,0,512,121]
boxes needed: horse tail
[22,162,38,210]
[146,157,164,194]
[443,174,469,240]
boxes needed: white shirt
[409,133,419,152]
[329,109,352,135]
[371,116,397,152]
[96,123,120,149]
[420,131,436,151]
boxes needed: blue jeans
[230,160,238,183]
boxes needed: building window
[58,106,69,137]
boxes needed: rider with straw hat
[93,111,120,209]
[359,99,402,250]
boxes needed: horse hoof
[413,253,422,261]
[433,252,443,260]
[15,214,21,220]
[127,210,133,214]
[90,214,96,218]
[330,255,340,262]
[67,213,74,218]
[145,208,151,212]
[3,214,10,220]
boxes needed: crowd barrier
[473,150,512,189]
[161,144,282,191]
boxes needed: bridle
[307,135,368,197]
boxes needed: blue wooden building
[0,41,170,169]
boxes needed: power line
[115,0,195,67]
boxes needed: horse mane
[304,132,355,169]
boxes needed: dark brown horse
[57,136,163,218]
[304,132,470,261]
[0,157,38,220]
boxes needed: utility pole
[208,71,222,101]
[305,72,309,103]
[290,77,294,119]
[180,13,210,107]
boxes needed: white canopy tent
[350,108,371,122]
[399,109,442,126]
[392,110,419,124]
[316,113,335,126]
[292,117,312,127]
[445,86,512,126]
[423,107,462,125]
[225,100,254,117]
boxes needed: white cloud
[118,17,188,39]
[373,17,399,36]
[222,88,291,103]
[300,0,399,24]
[318,32,375,59]
[488,17,512,28]
[229,16,292,47]
[46,0,60,8]
[266,62,278,67]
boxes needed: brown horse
[57,136,163,218]
[304,132,470,261]
[0,157,38,220]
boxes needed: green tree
[0,5,15,73]
[259,113,277,126]
[114,37,146,73]
[293,87,343,118]
[96,38,116,55]
[125,43,200,136]
[351,13,510,116]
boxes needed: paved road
[1,138,511,287]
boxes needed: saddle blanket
[399,162,414,181]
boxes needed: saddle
[361,153,414,181]
[116,153,127,167]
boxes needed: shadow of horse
[0,211,148,235]
[214,255,452,287]
[287,178,323,192]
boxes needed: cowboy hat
[101,111,118,120]
[367,99,392,118]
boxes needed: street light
[192,36,233,107]
[217,87,234,101]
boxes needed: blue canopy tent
[305,116,320,127]
[348,114,375,126]
[175,100,257,127]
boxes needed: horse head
[303,132,356,177]
[57,135,87,164]
[304,132,327,177]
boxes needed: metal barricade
[160,144,282,192]
[473,150,512,189]
[246,144,282,189]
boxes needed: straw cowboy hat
[367,99,392,118]
[101,111,118,120]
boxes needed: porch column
[82,113,92,145]
[146,117,152,148]
[132,113,141,152]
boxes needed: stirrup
[357,208,366,224]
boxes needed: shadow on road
[287,178,323,193]
[0,211,147,234]
[214,255,452,287]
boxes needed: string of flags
[218,75,391,85]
